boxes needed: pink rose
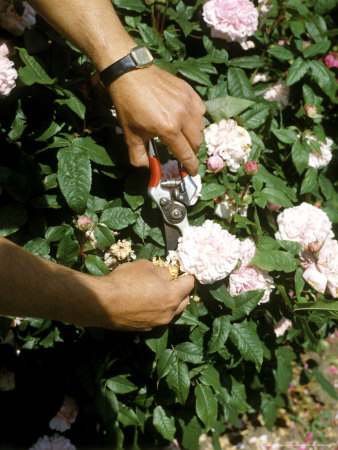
[206,154,225,172]
[277,40,285,46]
[0,39,14,57]
[228,265,274,304]
[49,395,79,433]
[274,317,292,337]
[263,79,290,110]
[0,55,17,97]
[324,53,338,69]
[0,0,36,36]
[305,134,333,170]
[30,434,76,450]
[244,160,259,175]
[202,0,258,44]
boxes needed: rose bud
[313,201,321,208]
[76,216,93,231]
[244,161,259,175]
[304,104,318,118]
[206,154,225,172]
[267,201,281,211]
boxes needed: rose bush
[0,0,337,448]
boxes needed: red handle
[147,153,162,188]
[179,165,188,178]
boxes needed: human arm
[28,0,206,175]
[0,237,194,331]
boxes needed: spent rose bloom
[161,160,201,205]
[204,119,252,172]
[0,0,36,36]
[274,317,292,337]
[202,0,258,44]
[168,220,241,284]
[263,79,290,110]
[29,434,76,450]
[214,192,248,220]
[305,134,333,170]
[206,154,225,172]
[49,395,79,433]
[304,104,318,118]
[252,72,271,84]
[275,202,334,250]
[0,55,17,97]
[0,367,15,391]
[257,0,272,17]
[300,239,338,298]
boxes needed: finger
[173,295,190,315]
[155,265,177,282]
[162,132,199,176]
[172,273,195,296]
[124,132,150,169]
[181,120,204,155]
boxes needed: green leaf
[45,224,72,242]
[204,96,254,122]
[305,17,328,43]
[227,67,255,100]
[145,328,168,355]
[230,290,264,321]
[294,267,305,301]
[57,147,91,213]
[278,240,302,256]
[312,368,338,401]
[56,233,79,268]
[24,238,50,258]
[0,203,27,237]
[73,137,114,166]
[93,224,115,247]
[153,406,176,441]
[35,121,64,142]
[251,249,298,273]
[101,207,138,230]
[240,104,270,130]
[18,47,54,85]
[95,388,118,425]
[229,55,264,68]
[113,0,145,12]
[157,349,175,380]
[261,393,278,430]
[291,140,310,175]
[268,46,294,61]
[300,167,318,195]
[293,301,338,313]
[274,347,295,394]
[175,61,211,86]
[210,284,235,308]
[195,384,218,432]
[229,320,264,371]
[107,375,138,394]
[303,40,331,58]
[200,183,225,201]
[56,90,85,120]
[124,192,144,211]
[85,255,110,276]
[176,342,204,364]
[166,359,190,404]
[259,186,293,208]
[272,128,298,144]
[133,216,151,239]
[148,227,165,247]
[208,316,230,353]
[180,416,203,450]
[319,174,335,199]
[8,100,27,141]
[117,405,141,427]
[286,57,309,86]
[137,242,164,259]
[310,60,337,100]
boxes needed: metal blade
[163,222,181,251]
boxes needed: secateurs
[147,139,197,251]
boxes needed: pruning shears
[147,139,197,251]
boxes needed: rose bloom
[0,55,17,97]
[206,154,225,172]
[252,72,271,84]
[274,317,292,337]
[263,79,290,110]
[202,0,258,44]
[275,202,334,250]
[161,159,201,205]
[214,192,248,220]
[168,220,241,284]
[29,434,76,450]
[0,0,36,36]
[300,239,338,298]
[204,119,252,173]
[324,52,338,69]
[49,395,79,433]
[305,133,333,170]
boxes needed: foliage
[0,0,337,448]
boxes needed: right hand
[92,259,194,331]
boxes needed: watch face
[130,46,154,68]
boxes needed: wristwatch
[99,46,154,87]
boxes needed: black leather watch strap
[100,53,136,87]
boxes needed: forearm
[0,237,104,327]
[28,0,136,70]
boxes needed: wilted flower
[168,220,241,284]
[29,434,76,450]
[0,0,36,36]
[257,0,272,17]
[324,52,338,69]
[104,240,136,270]
[275,202,333,250]
[202,0,258,44]
[274,317,292,337]
[0,367,15,391]
[214,192,248,220]
[76,215,93,231]
[304,104,318,118]
[244,160,259,175]
[204,119,252,173]
[0,55,17,97]
[252,72,271,84]
[241,40,255,50]
[49,395,79,433]
[305,133,333,170]
[0,39,14,57]
[263,79,290,109]
[161,160,201,205]
[206,154,225,172]
[300,239,338,298]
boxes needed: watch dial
[131,47,154,67]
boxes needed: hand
[93,259,194,331]
[108,64,206,176]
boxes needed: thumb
[124,132,150,169]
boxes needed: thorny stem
[159,1,168,37]
[260,8,286,61]
[241,181,249,202]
